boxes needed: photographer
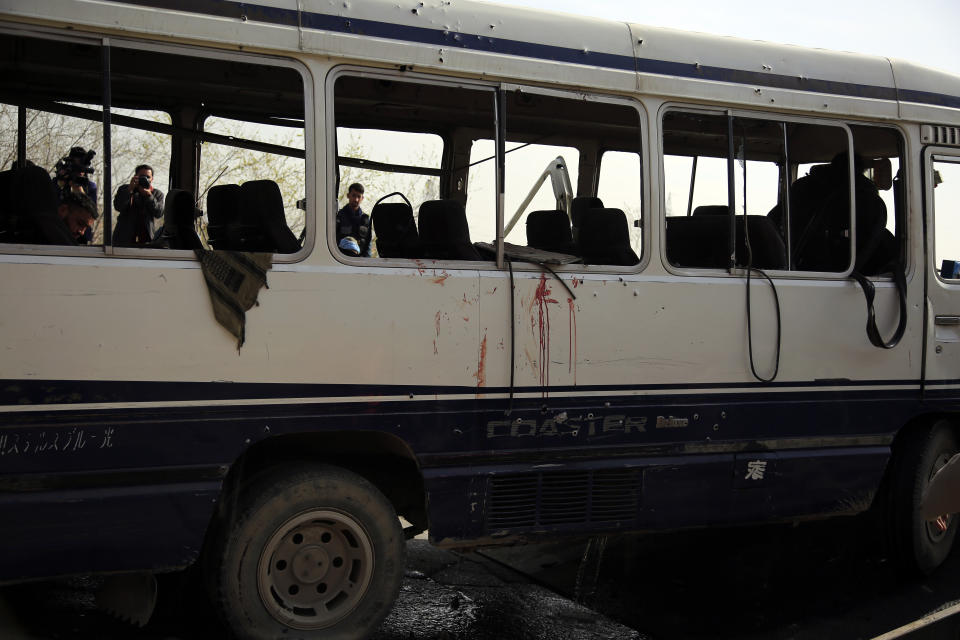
[54,146,99,205]
[113,164,164,247]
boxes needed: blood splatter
[532,273,559,393]
[475,333,488,387]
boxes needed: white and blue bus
[1,0,959,637]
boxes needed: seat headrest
[240,180,285,224]
[240,179,300,254]
[164,189,198,226]
[571,196,604,227]
[578,208,639,266]
[692,205,730,216]
[207,184,241,224]
[418,199,482,261]
[526,209,575,254]
[373,200,420,259]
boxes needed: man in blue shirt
[336,182,372,257]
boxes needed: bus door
[924,147,960,388]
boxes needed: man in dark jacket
[336,182,372,257]
[113,164,164,247]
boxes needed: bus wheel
[889,421,959,576]
[210,464,405,640]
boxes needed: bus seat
[418,199,482,261]
[571,196,603,245]
[240,180,300,254]
[206,184,241,250]
[692,205,729,216]
[776,154,888,272]
[155,188,203,251]
[526,209,576,255]
[578,207,639,266]
[372,200,420,258]
[666,215,786,270]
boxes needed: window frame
[929,150,960,285]
[326,66,649,273]
[658,103,859,280]
[0,25,314,263]
[327,66,499,269]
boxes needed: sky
[483,0,960,76]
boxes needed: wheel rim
[925,451,955,544]
[257,509,375,630]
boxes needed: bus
[1,0,959,637]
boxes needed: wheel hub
[291,545,331,583]
[257,509,375,630]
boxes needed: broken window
[0,31,307,254]
[333,74,643,267]
[662,110,900,274]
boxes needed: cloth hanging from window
[195,248,273,350]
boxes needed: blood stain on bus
[431,270,450,285]
[568,297,578,383]
[533,274,558,389]
[475,333,488,387]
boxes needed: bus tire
[209,464,405,640]
[889,420,959,576]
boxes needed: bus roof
[6,0,960,118]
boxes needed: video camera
[54,146,96,192]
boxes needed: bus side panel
[0,480,221,582]
[423,446,889,546]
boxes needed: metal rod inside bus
[686,156,697,216]
[782,123,792,269]
[16,106,25,169]
[726,112,736,271]
[102,39,112,250]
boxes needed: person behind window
[54,146,99,206]
[35,191,98,246]
[113,164,164,247]
[336,182,372,257]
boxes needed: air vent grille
[923,125,960,146]
[487,468,640,530]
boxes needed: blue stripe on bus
[98,0,960,109]
[0,377,928,406]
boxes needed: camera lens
[137,175,150,188]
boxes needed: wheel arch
[212,430,428,534]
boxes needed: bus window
[110,44,306,254]
[335,127,442,256]
[934,158,960,278]
[333,74,496,261]
[663,110,852,273]
[501,140,579,247]
[0,32,307,255]
[850,124,906,275]
[200,116,306,245]
[109,108,173,247]
[0,35,105,247]
[502,90,642,266]
[597,150,643,257]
